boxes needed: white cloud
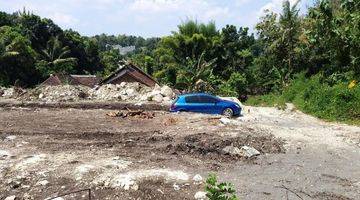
[49,13,79,27]
[234,0,252,7]
[259,0,300,14]
[0,0,314,37]
[129,0,230,22]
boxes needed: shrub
[205,174,238,200]
[247,73,360,124]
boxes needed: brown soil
[1,105,359,200]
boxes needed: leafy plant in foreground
[205,174,238,200]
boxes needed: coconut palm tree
[0,41,19,60]
[37,36,77,75]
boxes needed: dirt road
[0,104,359,199]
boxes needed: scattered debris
[94,169,189,190]
[194,191,207,200]
[173,183,180,191]
[74,164,95,181]
[16,82,176,104]
[163,117,177,126]
[171,132,284,160]
[106,109,155,119]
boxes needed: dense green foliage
[205,174,238,200]
[0,0,359,121]
[247,74,360,124]
[0,9,158,86]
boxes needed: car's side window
[199,96,217,103]
[185,96,200,103]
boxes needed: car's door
[184,95,201,112]
[198,95,218,114]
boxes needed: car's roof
[178,93,215,97]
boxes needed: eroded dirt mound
[167,132,285,160]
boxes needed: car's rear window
[185,96,200,103]
[199,95,218,103]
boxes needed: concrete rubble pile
[90,82,175,104]
[16,82,176,104]
[0,87,16,98]
[24,85,91,102]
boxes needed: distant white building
[111,45,136,55]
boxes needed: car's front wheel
[222,108,234,117]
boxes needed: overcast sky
[1,0,315,38]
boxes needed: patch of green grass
[246,74,360,125]
[246,94,286,110]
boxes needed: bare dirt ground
[0,104,359,200]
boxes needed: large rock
[4,196,16,200]
[152,94,163,103]
[240,146,260,158]
[222,146,242,156]
[153,84,161,92]
[160,85,173,97]
[125,88,137,97]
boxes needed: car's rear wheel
[222,108,233,117]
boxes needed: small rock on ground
[194,191,207,200]
[219,118,232,125]
[193,174,203,183]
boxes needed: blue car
[170,93,241,117]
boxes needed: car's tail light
[170,104,177,110]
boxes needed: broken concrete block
[0,150,11,159]
[160,85,173,97]
[222,146,242,156]
[194,191,207,200]
[240,146,260,158]
[2,88,14,98]
[36,180,49,186]
[163,96,171,102]
[173,183,180,191]
[4,195,16,200]
[51,198,64,200]
[219,118,231,125]
[120,82,127,87]
[154,84,161,91]
[152,94,163,103]
[5,135,17,140]
[125,88,137,97]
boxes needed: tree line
[0,0,359,99]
